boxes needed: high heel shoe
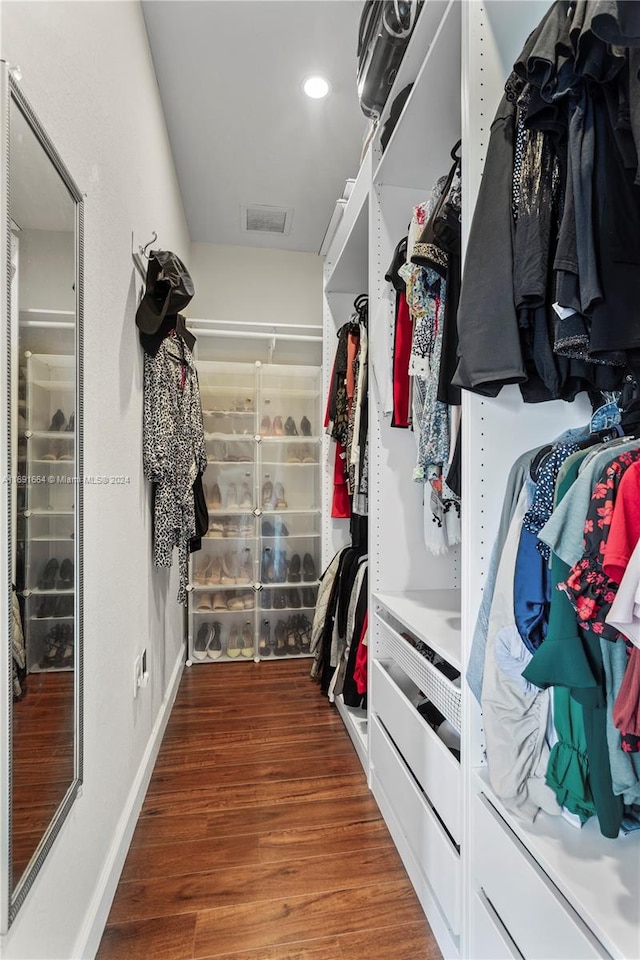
[207,483,222,509]
[262,547,275,583]
[195,557,213,584]
[221,552,239,584]
[302,553,317,582]
[274,482,287,509]
[207,622,223,660]
[226,483,238,509]
[236,549,253,584]
[65,413,75,433]
[38,558,60,590]
[48,409,66,432]
[260,416,271,436]
[274,620,287,657]
[259,620,271,657]
[239,482,253,509]
[284,417,298,436]
[286,618,300,655]
[288,587,301,609]
[209,557,223,583]
[58,558,74,588]
[194,623,209,660]
[261,480,274,508]
[272,416,284,436]
[241,621,254,658]
[300,416,312,436]
[227,624,241,658]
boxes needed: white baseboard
[74,643,186,960]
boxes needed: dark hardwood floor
[97,660,443,960]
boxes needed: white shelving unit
[322,2,640,958]
[187,360,322,664]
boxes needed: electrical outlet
[140,648,149,689]
[133,654,141,698]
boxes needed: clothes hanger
[450,139,461,161]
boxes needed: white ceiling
[141,0,367,254]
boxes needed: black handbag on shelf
[357,0,422,120]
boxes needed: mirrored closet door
[1,62,84,930]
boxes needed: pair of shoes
[260,415,284,437]
[42,439,74,461]
[39,623,74,669]
[261,480,287,509]
[286,443,316,463]
[262,547,288,583]
[261,517,289,537]
[193,621,223,661]
[199,590,253,612]
[222,550,253,585]
[194,556,222,585]
[38,558,61,590]
[284,417,312,436]
[227,622,254,659]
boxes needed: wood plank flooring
[97,660,443,960]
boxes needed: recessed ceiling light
[303,76,330,99]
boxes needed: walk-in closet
[1,2,640,959]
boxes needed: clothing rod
[194,329,321,343]
[187,317,321,331]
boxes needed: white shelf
[260,436,320,443]
[335,694,368,773]
[474,768,640,960]
[30,380,74,391]
[374,589,461,671]
[375,0,450,134]
[325,148,371,295]
[373,0,461,190]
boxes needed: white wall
[188,242,323,366]
[1,3,190,957]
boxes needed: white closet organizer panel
[473,792,611,960]
[371,658,461,843]
[474,767,639,960]
[373,611,461,731]
[374,589,461,670]
[470,891,523,960]
[370,714,461,938]
[335,696,367,773]
[324,148,370,295]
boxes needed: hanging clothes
[143,330,207,605]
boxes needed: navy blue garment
[514,479,552,654]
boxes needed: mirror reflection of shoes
[58,558,74,588]
[38,558,59,590]
[300,416,312,436]
[48,409,66,432]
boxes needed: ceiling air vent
[241,204,293,236]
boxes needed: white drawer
[473,792,609,959]
[371,658,461,843]
[470,890,523,959]
[370,714,461,934]
[373,612,461,730]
